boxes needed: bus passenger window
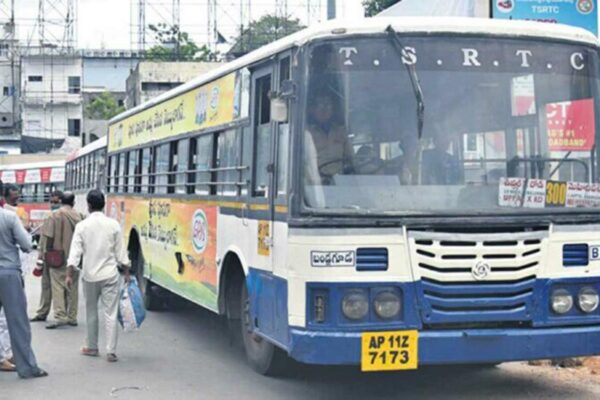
[141,147,150,193]
[128,150,137,193]
[194,134,213,196]
[253,74,272,197]
[168,142,178,194]
[216,129,241,196]
[187,139,197,195]
[155,144,170,195]
[176,139,189,195]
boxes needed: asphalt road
[3,256,600,399]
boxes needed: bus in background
[106,18,600,375]
[65,136,107,215]
[0,160,65,230]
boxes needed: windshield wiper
[386,25,425,139]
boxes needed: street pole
[327,0,335,20]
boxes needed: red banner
[546,98,596,152]
[40,168,52,183]
[14,170,26,185]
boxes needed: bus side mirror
[271,97,288,123]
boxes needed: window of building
[68,76,81,94]
[3,87,8,96]
[68,119,81,137]
[194,134,213,195]
[28,76,42,82]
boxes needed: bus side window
[141,147,150,194]
[276,56,291,197]
[155,143,170,194]
[168,141,178,194]
[253,73,272,198]
[216,129,241,196]
[122,152,129,193]
[128,149,137,193]
[187,138,197,195]
[194,134,213,196]
[113,154,120,193]
[176,139,189,195]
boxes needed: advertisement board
[492,0,598,35]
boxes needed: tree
[363,0,401,17]
[85,92,125,120]
[229,14,305,57]
[146,23,217,61]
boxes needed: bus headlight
[551,289,573,315]
[342,290,369,320]
[373,290,401,319]
[578,287,599,313]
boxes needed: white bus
[0,159,65,230]
[68,17,600,375]
[65,136,107,215]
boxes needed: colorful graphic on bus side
[108,71,248,152]
[106,196,218,310]
[493,0,598,35]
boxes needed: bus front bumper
[288,325,600,366]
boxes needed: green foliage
[363,0,401,17]
[229,14,305,57]
[85,92,125,120]
[146,23,217,61]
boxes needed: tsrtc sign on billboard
[493,0,598,35]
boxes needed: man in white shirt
[66,190,130,363]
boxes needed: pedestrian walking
[41,192,83,329]
[67,190,131,362]
[0,195,48,379]
[30,191,63,323]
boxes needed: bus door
[251,64,276,272]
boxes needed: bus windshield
[303,36,600,215]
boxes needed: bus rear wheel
[240,283,288,375]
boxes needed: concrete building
[81,49,140,145]
[125,61,220,109]
[20,50,83,153]
[0,21,20,155]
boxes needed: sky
[11,0,365,50]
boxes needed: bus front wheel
[240,283,288,375]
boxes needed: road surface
[3,254,600,399]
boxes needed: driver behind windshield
[305,90,354,183]
[421,130,462,185]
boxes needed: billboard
[492,0,598,35]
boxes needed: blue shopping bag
[118,277,146,332]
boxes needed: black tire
[240,283,289,375]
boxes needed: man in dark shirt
[422,132,462,185]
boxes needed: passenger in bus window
[305,90,353,182]
[421,131,462,185]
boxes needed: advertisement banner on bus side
[0,167,65,184]
[106,196,219,309]
[108,69,250,152]
[546,98,595,152]
[492,0,598,35]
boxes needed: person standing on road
[0,181,16,373]
[30,191,63,323]
[66,190,131,363]
[41,192,83,329]
[0,193,48,379]
[3,184,29,229]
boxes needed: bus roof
[66,135,107,162]
[110,17,599,126]
[0,159,64,171]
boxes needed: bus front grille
[408,230,546,326]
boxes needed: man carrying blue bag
[118,277,146,332]
[66,190,131,363]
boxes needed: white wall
[21,56,83,140]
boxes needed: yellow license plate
[361,330,418,372]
